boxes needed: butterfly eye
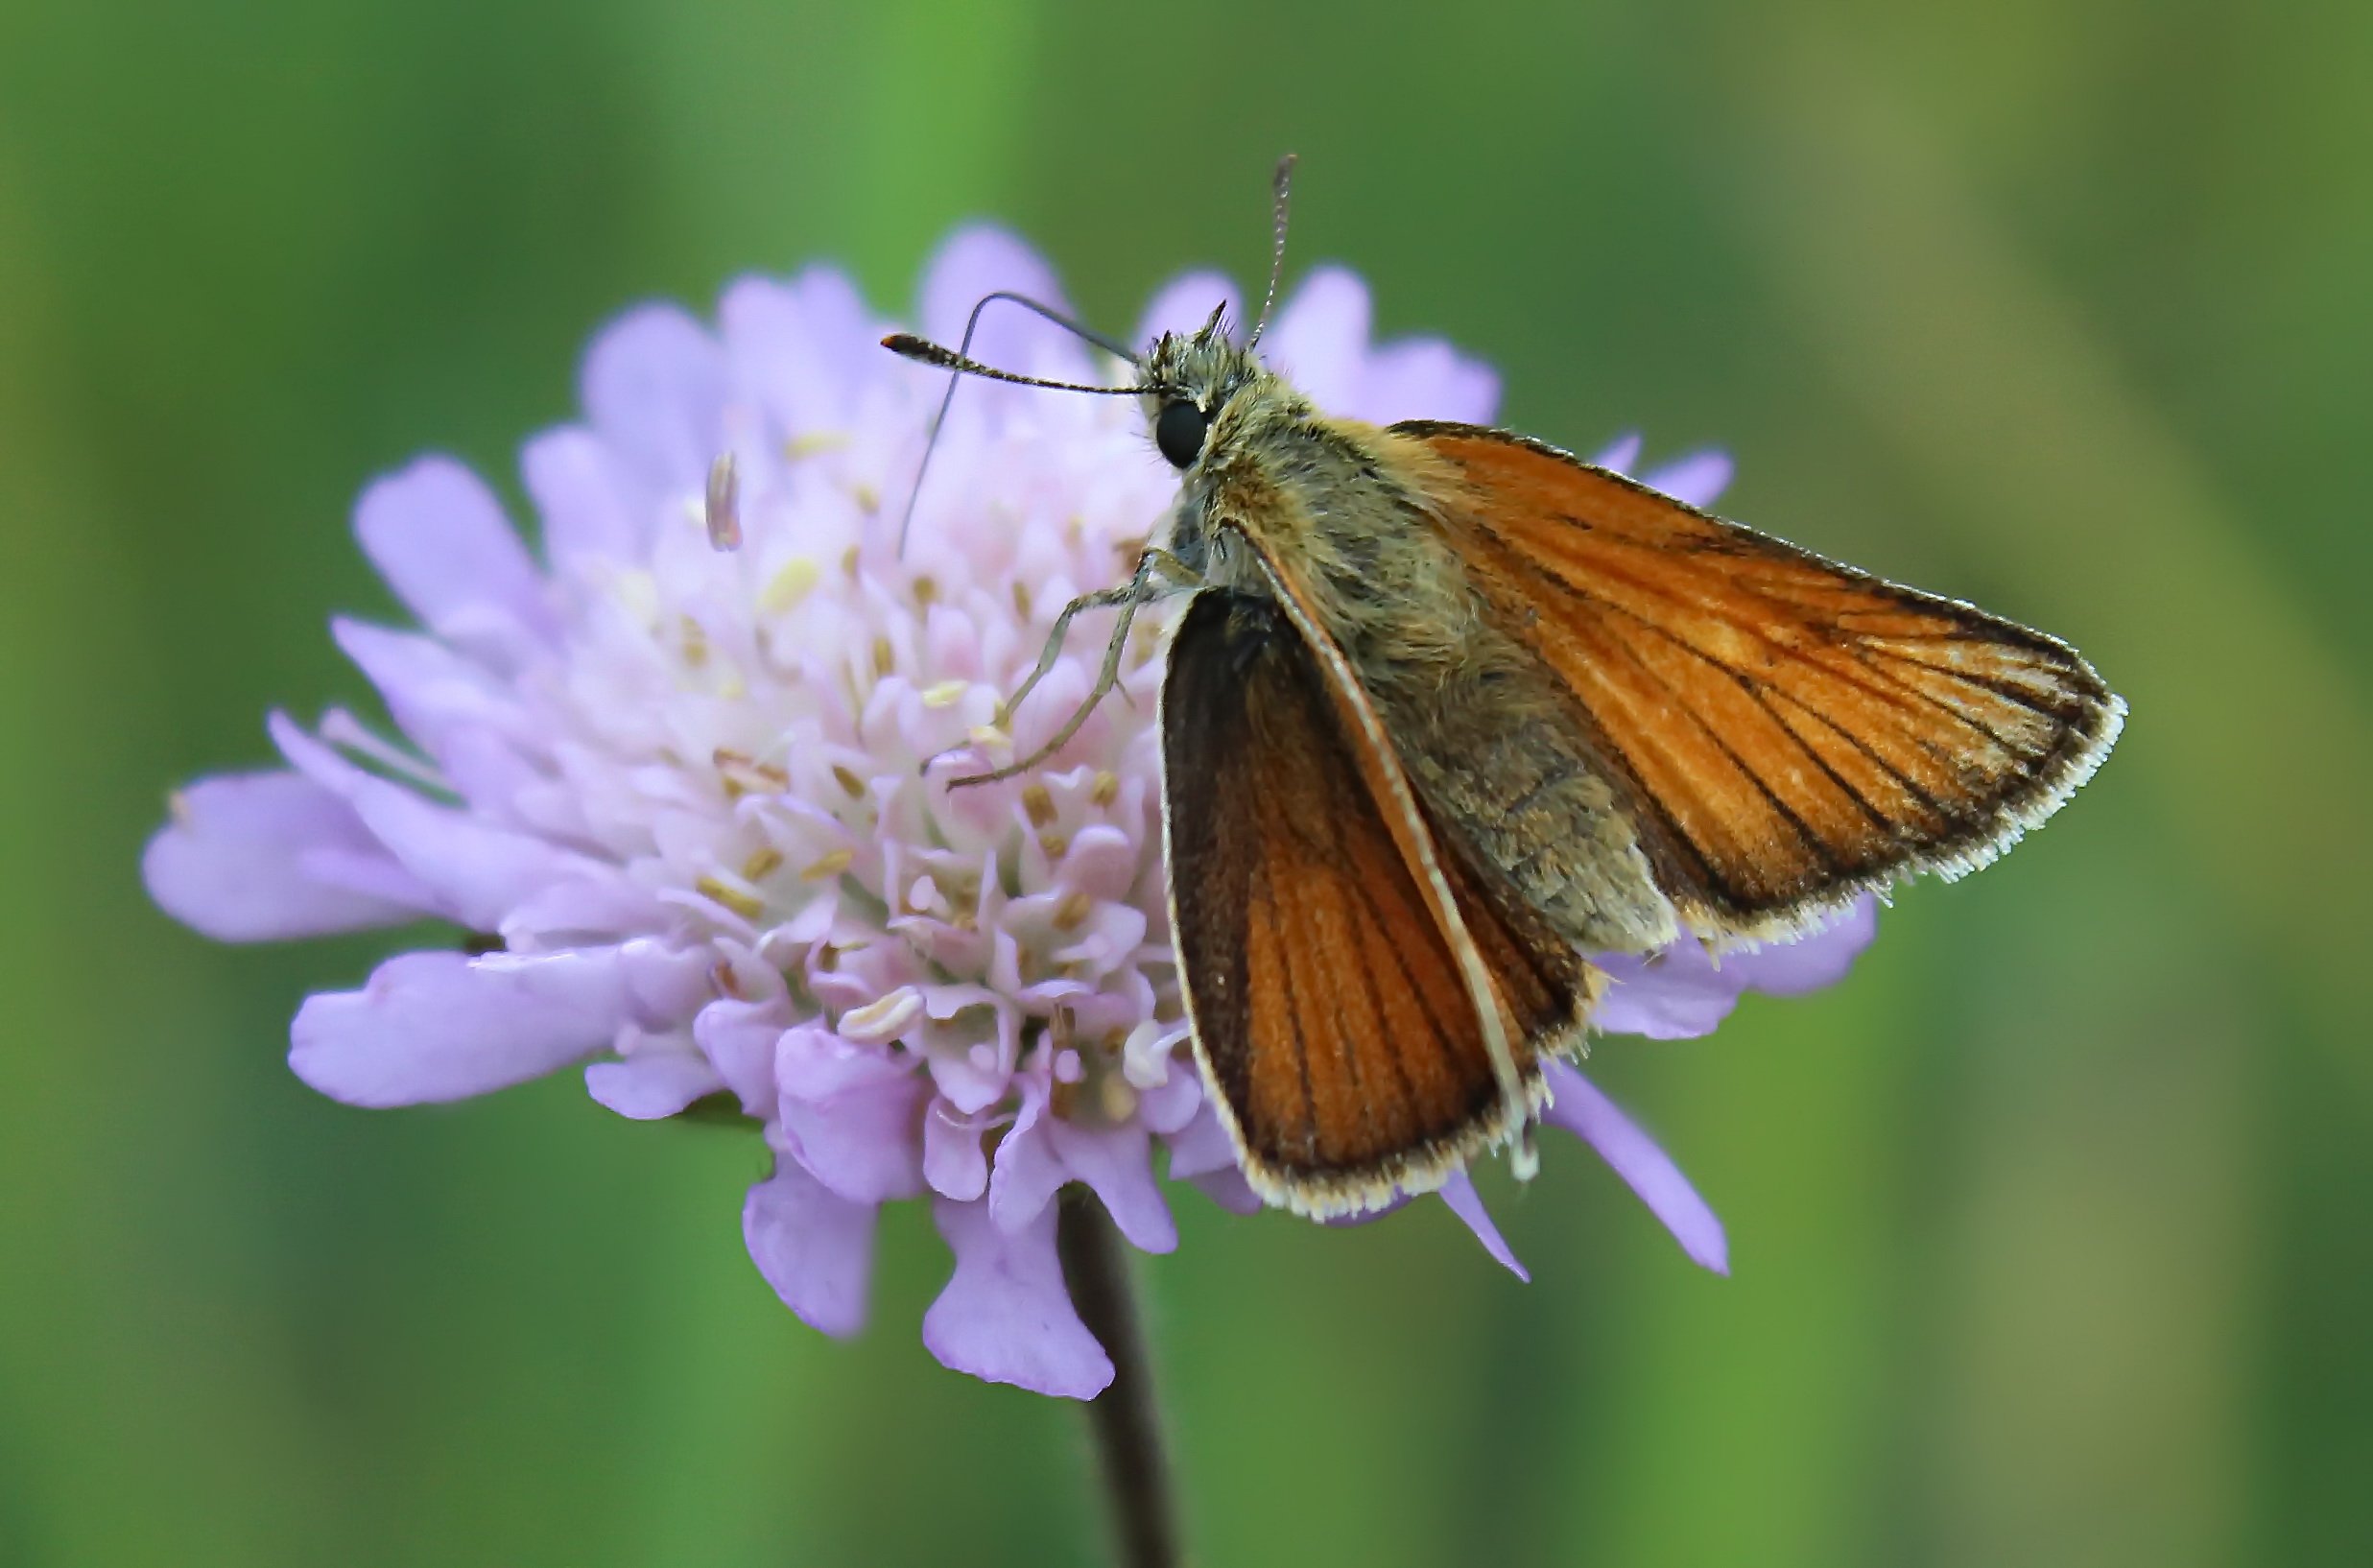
[1155,400,1209,468]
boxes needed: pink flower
[145,229,1876,1397]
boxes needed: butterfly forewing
[1161,588,1590,1214]
[1398,422,2123,939]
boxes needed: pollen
[1089,770,1120,807]
[781,429,850,461]
[831,764,866,799]
[921,679,968,708]
[759,558,819,615]
[695,875,766,921]
[1021,782,1057,826]
[741,846,784,881]
[801,847,854,881]
[714,748,789,798]
[1052,890,1093,931]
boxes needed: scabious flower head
[145,230,1876,1397]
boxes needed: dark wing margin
[1394,420,2125,943]
[1161,589,1595,1218]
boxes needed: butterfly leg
[946,550,1195,788]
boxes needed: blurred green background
[3,0,2367,1563]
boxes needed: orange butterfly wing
[1162,587,1592,1215]
[1396,422,2124,939]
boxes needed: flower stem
[1056,1189,1181,1568]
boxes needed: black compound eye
[1154,399,1209,468]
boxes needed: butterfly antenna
[889,292,1145,557]
[1247,153,1298,348]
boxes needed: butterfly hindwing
[1160,587,1591,1215]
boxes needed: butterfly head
[1139,304,1283,474]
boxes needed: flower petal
[144,772,429,941]
[1347,337,1500,425]
[271,712,609,932]
[1264,267,1372,413]
[1591,942,1745,1040]
[986,1075,1067,1233]
[773,1026,929,1200]
[585,1051,722,1119]
[330,618,521,759]
[744,1157,875,1338]
[581,302,728,496]
[693,998,789,1116]
[923,1197,1112,1399]
[924,1104,989,1200]
[353,457,554,646]
[917,226,1087,381]
[1050,1118,1176,1254]
[1162,1101,1243,1180]
[720,267,876,439]
[1438,1173,1529,1281]
[521,427,643,567]
[1543,1063,1727,1273]
[1593,432,1643,473]
[1721,896,1879,996]
[290,941,699,1107]
[1643,449,1734,510]
[1134,270,1242,345]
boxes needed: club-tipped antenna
[1247,153,1298,347]
[887,292,1148,556]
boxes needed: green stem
[1056,1190,1181,1568]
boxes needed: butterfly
[885,157,2124,1219]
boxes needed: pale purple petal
[521,427,642,566]
[924,1105,989,1200]
[1437,1173,1529,1282]
[271,713,608,932]
[1051,1118,1176,1254]
[330,619,519,757]
[1720,896,1879,995]
[719,267,875,438]
[778,1078,929,1203]
[1598,898,1877,1038]
[353,457,554,644]
[1160,1100,1239,1180]
[1644,449,1734,510]
[581,302,727,495]
[1593,432,1643,472]
[692,999,788,1115]
[1592,942,1745,1040]
[291,945,666,1106]
[917,226,1088,380]
[143,772,428,941]
[1134,270,1241,345]
[744,1157,875,1338]
[1351,338,1500,425]
[923,1197,1112,1399]
[1543,1063,1727,1273]
[585,1052,723,1119]
[1264,267,1371,414]
[986,1077,1067,1233]
[1190,1168,1264,1216]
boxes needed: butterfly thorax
[1142,328,1683,957]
